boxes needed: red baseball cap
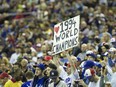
[0,72,9,79]
[44,56,52,61]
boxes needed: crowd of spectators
[0,0,116,87]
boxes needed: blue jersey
[36,77,45,87]
[31,76,48,87]
[21,81,32,87]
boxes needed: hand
[70,55,76,61]
[78,80,88,87]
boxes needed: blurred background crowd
[0,0,116,87]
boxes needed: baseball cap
[84,68,95,79]
[0,72,9,79]
[88,53,97,58]
[86,51,93,55]
[44,56,52,61]
[76,57,81,61]
[35,63,45,71]
[84,60,102,69]
[49,70,59,78]
[86,51,97,59]
[84,60,95,69]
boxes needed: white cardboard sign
[53,15,80,54]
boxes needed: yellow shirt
[4,80,23,87]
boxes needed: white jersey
[65,70,80,87]
[59,66,68,80]
[10,53,20,64]
[111,72,116,87]
[48,80,67,87]
[88,77,100,87]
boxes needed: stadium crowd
[0,0,116,87]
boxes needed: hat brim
[43,58,50,61]
[49,76,58,79]
[85,76,92,80]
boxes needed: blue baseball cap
[35,63,45,71]
[76,57,81,61]
[84,60,95,69]
[87,53,97,59]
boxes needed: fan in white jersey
[52,55,68,80]
[64,54,80,87]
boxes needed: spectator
[21,71,34,87]
[9,47,21,64]
[0,72,10,87]
[20,59,29,73]
[77,44,87,61]
[64,54,80,87]
[79,68,105,87]
[31,63,47,87]
[48,70,67,87]
[4,70,23,87]
[110,64,116,87]
[42,55,52,66]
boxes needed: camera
[75,80,79,84]
[73,80,83,87]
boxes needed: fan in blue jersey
[21,71,34,87]
[31,63,47,87]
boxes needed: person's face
[81,44,87,52]
[35,67,42,76]
[43,60,49,65]
[87,56,94,61]
[51,77,58,83]
[0,77,8,85]
[1,63,6,70]
[0,46,4,52]
[13,65,19,71]
[112,64,116,72]
[21,60,27,67]
[109,52,115,58]
[45,67,52,76]
[15,48,21,53]
[76,61,81,67]
[66,67,71,75]
[36,47,41,52]
[101,46,107,53]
